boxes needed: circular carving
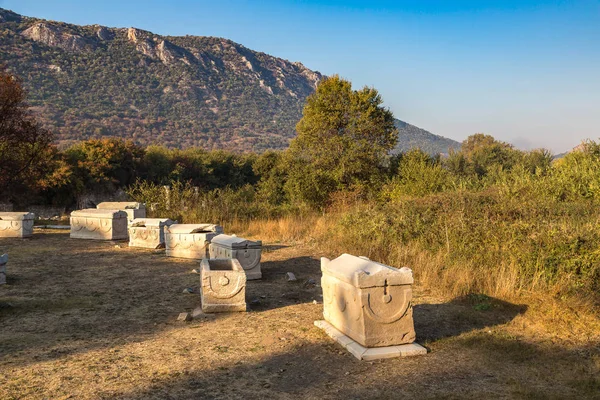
[219,276,229,286]
[383,294,392,304]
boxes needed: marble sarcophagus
[70,209,128,240]
[200,258,247,313]
[209,234,262,280]
[128,218,175,249]
[165,224,223,259]
[0,212,35,238]
[0,253,7,285]
[320,254,416,348]
[96,202,146,221]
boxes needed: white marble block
[200,258,247,313]
[209,234,262,280]
[321,254,416,348]
[70,209,128,240]
[128,218,175,249]
[0,253,7,285]
[165,224,223,259]
[96,202,146,221]
[0,212,35,238]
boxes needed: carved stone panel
[0,212,35,238]
[70,209,128,240]
[209,234,262,280]
[321,254,416,348]
[200,258,247,313]
[128,218,175,249]
[165,224,223,259]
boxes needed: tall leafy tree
[0,70,54,203]
[285,75,397,207]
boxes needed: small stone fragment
[286,272,296,281]
[177,312,192,322]
[191,268,201,274]
[114,245,121,249]
[182,287,194,294]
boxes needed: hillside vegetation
[0,8,459,154]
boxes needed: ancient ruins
[209,234,262,280]
[70,209,129,240]
[200,258,247,313]
[320,254,417,347]
[0,212,35,238]
[165,224,223,259]
[128,218,176,249]
[96,202,146,221]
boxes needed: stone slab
[314,320,427,361]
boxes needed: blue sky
[3,0,599,152]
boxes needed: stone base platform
[314,320,427,361]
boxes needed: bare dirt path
[0,231,597,399]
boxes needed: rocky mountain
[394,120,461,155]
[0,8,459,154]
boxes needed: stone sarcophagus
[209,234,262,280]
[70,209,128,240]
[0,212,35,238]
[128,218,175,249]
[200,258,247,313]
[165,224,223,259]
[0,254,7,285]
[321,254,416,348]
[96,202,146,221]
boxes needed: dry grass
[0,230,598,399]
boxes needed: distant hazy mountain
[394,120,461,155]
[0,8,460,154]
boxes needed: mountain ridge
[0,7,460,154]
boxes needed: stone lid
[130,218,175,228]
[0,212,35,221]
[321,253,413,288]
[97,202,145,210]
[71,209,128,218]
[166,224,224,234]
[211,234,262,249]
[0,254,7,264]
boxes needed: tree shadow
[414,295,527,343]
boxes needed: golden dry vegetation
[0,229,598,399]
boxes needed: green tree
[285,75,398,207]
[0,70,54,203]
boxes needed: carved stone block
[321,254,416,348]
[0,212,35,238]
[200,258,247,313]
[70,209,128,240]
[209,234,262,280]
[96,202,146,221]
[0,253,7,285]
[165,224,223,259]
[128,218,176,249]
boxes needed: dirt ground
[0,230,598,399]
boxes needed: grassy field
[0,230,598,399]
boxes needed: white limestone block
[200,258,247,313]
[321,254,416,348]
[128,218,176,249]
[165,224,223,259]
[96,202,146,221]
[209,234,262,280]
[70,209,128,240]
[0,212,35,238]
